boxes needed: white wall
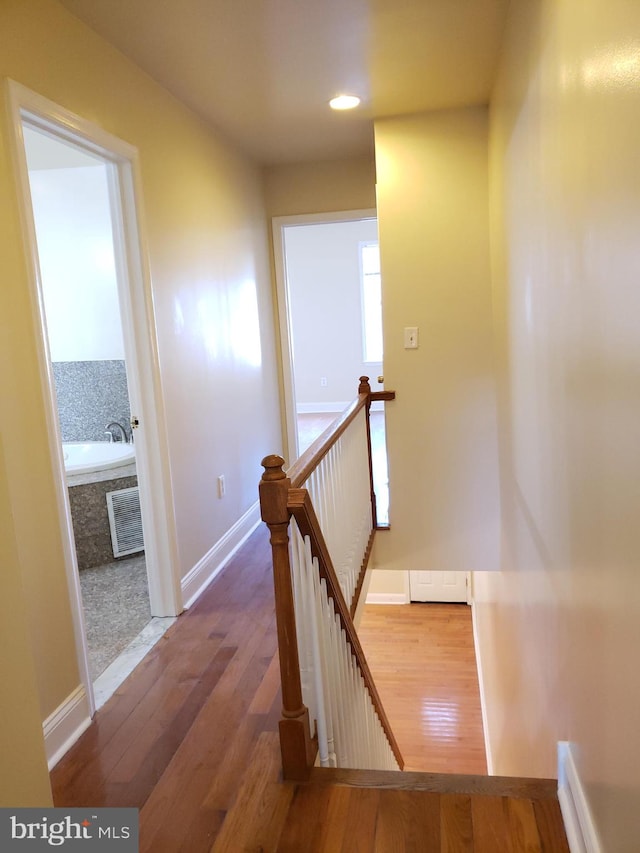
[284,218,381,409]
[24,138,125,362]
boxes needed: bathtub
[62,441,135,475]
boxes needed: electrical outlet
[320,377,328,387]
[217,475,226,498]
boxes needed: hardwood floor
[51,525,282,851]
[213,733,568,852]
[358,603,487,775]
[297,412,336,453]
[51,525,567,850]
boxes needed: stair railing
[259,377,402,780]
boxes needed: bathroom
[23,124,155,701]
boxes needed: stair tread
[309,766,559,799]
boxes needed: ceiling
[59,0,509,165]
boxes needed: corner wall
[373,107,500,576]
[475,0,640,848]
[263,155,377,219]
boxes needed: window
[360,241,383,363]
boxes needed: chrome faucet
[105,421,130,443]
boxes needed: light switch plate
[404,326,419,349]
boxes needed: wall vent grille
[106,486,144,558]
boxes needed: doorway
[22,124,160,698]
[409,570,470,603]
[273,210,390,523]
[9,83,181,713]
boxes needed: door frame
[272,208,377,465]
[6,80,182,714]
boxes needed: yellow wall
[374,108,500,576]
[263,155,376,218]
[0,435,53,805]
[474,0,640,847]
[0,0,280,745]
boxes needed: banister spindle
[259,455,315,780]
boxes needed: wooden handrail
[288,487,404,770]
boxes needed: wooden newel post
[259,454,315,780]
[358,377,378,529]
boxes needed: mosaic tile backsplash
[53,360,131,442]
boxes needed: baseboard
[558,741,602,853]
[365,592,409,604]
[43,685,92,770]
[181,501,261,609]
[471,601,494,775]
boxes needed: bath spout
[105,421,130,443]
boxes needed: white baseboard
[558,741,602,853]
[181,501,261,609]
[365,592,409,604]
[43,685,92,770]
[471,601,494,775]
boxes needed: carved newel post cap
[358,376,371,395]
[261,454,287,481]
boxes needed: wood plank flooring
[51,525,282,851]
[213,732,569,852]
[358,603,487,774]
[51,525,567,851]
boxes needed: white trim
[558,741,602,853]
[5,81,96,714]
[272,218,299,464]
[365,592,410,605]
[106,150,182,616]
[43,686,92,770]
[272,208,378,464]
[181,501,262,609]
[471,599,494,775]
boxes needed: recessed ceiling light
[329,94,361,111]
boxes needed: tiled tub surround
[68,472,139,570]
[53,359,131,442]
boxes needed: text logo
[0,809,138,850]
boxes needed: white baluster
[284,408,402,774]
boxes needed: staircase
[255,378,570,851]
[213,731,569,852]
